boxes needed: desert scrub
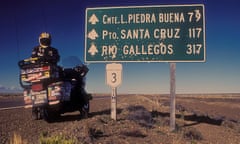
[40,133,77,144]
[126,105,153,127]
[10,132,27,144]
[183,127,203,141]
[222,120,240,133]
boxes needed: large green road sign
[85,4,205,62]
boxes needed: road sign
[85,4,205,62]
[106,63,122,88]
[106,63,122,120]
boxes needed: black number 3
[111,72,117,83]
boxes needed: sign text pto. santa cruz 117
[85,4,205,62]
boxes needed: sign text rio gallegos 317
[85,4,205,62]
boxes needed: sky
[0,0,239,94]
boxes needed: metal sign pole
[111,87,117,120]
[170,63,176,131]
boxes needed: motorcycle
[18,57,92,121]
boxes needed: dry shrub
[120,129,146,138]
[10,132,27,144]
[154,116,170,127]
[222,120,236,129]
[89,128,104,138]
[222,120,240,132]
[126,105,153,127]
[39,134,76,144]
[183,127,203,141]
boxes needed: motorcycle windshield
[61,56,84,68]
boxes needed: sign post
[85,4,205,130]
[170,63,176,131]
[111,87,117,120]
[106,63,122,120]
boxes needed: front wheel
[43,108,60,122]
[32,107,41,120]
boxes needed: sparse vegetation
[1,94,240,144]
[183,127,203,141]
[222,120,236,129]
[222,120,240,133]
[126,105,153,127]
[10,132,27,144]
[39,134,77,144]
[89,127,104,138]
[120,129,146,138]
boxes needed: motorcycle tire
[32,107,41,120]
[43,108,60,122]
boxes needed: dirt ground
[0,93,240,144]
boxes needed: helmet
[39,32,51,47]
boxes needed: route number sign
[85,4,205,62]
[106,63,122,88]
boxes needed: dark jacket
[31,46,60,64]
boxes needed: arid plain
[0,93,240,144]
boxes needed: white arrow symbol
[88,43,98,56]
[88,29,98,40]
[89,14,99,25]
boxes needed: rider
[31,32,90,113]
[31,32,60,64]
